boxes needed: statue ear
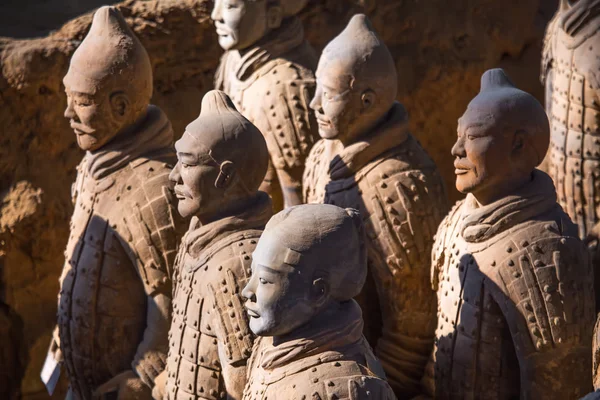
[266,4,283,30]
[360,89,376,112]
[512,129,526,154]
[215,160,235,189]
[109,91,130,119]
[311,277,329,308]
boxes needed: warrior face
[452,68,548,205]
[311,57,361,143]
[63,6,152,152]
[63,77,131,152]
[211,0,279,51]
[242,262,320,337]
[453,108,528,205]
[243,204,365,337]
[310,14,397,145]
[170,133,226,220]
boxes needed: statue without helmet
[212,0,320,211]
[421,68,594,399]
[241,204,397,400]
[303,14,449,398]
[156,90,273,400]
[45,6,185,399]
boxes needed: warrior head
[453,68,549,205]
[242,204,367,337]
[169,90,268,221]
[211,0,308,51]
[310,14,397,145]
[63,6,153,152]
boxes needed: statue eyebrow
[259,265,280,274]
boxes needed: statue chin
[76,133,98,152]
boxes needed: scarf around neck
[460,169,559,243]
[183,191,273,258]
[559,0,600,46]
[327,102,410,180]
[258,299,365,370]
[85,105,174,180]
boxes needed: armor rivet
[506,246,512,253]
[508,260,514,267]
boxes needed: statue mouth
[316,117,330,128]
[454,160,470,175]
[174,186,189,199]
[70,122,95,135]
[245,307,260,318]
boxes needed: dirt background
[0,0,557,398]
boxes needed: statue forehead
[175,132,211,158]
[316,53,357,87]
[457,106,502,136]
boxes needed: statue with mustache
[420,68,594,399]
[45,6,186,399]
[153,90,273,400]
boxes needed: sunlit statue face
[310,57,364,143]
[169,133,223,220]
[309,14,397,146]
[211,0,271,51]
[452,109,517,201]
[63,75,131,152]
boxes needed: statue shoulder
[359,160,449,273]
[492,222,595,352]
[249,60,318,170]
[204,231,261,365]
[117,158,183,295]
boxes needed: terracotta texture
[0,1,555,397]
[54,7,184,399]
[303,14,448,398]
[542,0,600,240]
[161,90,272,400]
[242,204,396,400]
[422,68,594,399]
[213,0,320,211]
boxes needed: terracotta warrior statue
[212,0,319,211]
[152,90,273,400]
[302,14,448,397]
[45,6,184,399]
[420,68,595,399]
[241,203,397,400]
[542,0,600,303]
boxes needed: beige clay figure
[421,68,594,399]
[45,6,185,400]
[241,204,397,400]
[302,13,449,398]
[153,90,273,400]
[212,0,319,211]
[542,3,600,392]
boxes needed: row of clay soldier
[40,1,600,399]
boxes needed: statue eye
[259,277,268,284]
[76,100,92,107]
[323,91,332,100]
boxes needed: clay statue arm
[519,346,593,398]
[208,255,255,399]
[131,292,171,387]
[277,166,304,207]
[364,169,447,398]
